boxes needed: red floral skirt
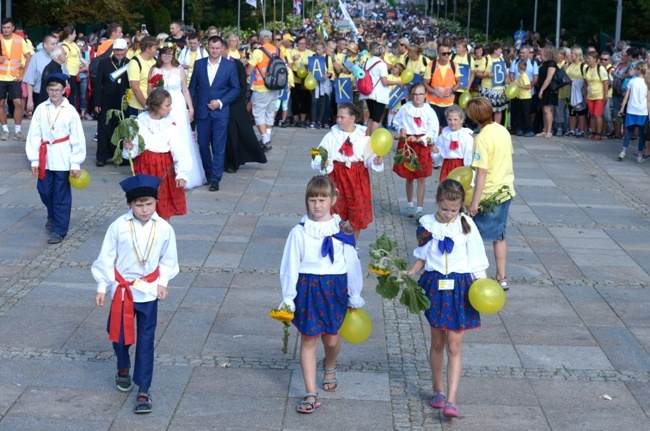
[329,161,372,230]
[392,140,433,179]
[134,150,186,219]
[440,158,464,182]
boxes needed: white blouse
[280,214,365,311]
[413,214,488,279]
[434,126,474,166]
[392,101,440,144]
[311,124,384,174]
[123,112,192,182]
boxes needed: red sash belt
[109,267,160,345]
[333,161,364,170]
[38,135,70,180]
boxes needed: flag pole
[274,0,277,34]
[238,0,241,39]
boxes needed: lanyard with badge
[436,215,456,291]
[129,219,157,293]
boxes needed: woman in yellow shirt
[290,36,314,127]
[61,26,82,112]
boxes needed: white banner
[246,0,257,8]
[339,0,359,37]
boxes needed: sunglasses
[599,58,609,61]
[439,52,450,56]
[275,39,281,41]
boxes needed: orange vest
[0,35,25,77]
[252,42,283,89]
[426,61,457,106]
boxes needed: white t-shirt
[360,56,390,104]
[626,77,649,116]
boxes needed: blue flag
[388,86,407,110]
[334,78,353,103]
[492,60,507,87]
[309,56,327,82]
[458,63,470,89]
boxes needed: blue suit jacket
[189,57,240,120]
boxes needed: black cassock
[94,56,130,163]
[224,58,267,172]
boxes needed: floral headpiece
[157,42,177,52]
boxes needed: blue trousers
[197,115,229,183]
[108,299,158,389]
[37,170,72,236]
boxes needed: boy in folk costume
[92,174,179,414]
[25,72,86,245]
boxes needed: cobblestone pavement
[0,120,649,430]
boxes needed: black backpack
[89,47,113,83]
[257,47,287,90]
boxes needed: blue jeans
[623,124,646,152]
[77,77,88,112]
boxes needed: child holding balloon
[279,175,365,414]
[25,72,87,245]
[311,102,384,241]
[406,179,488,419]
[432,104,474,181]
[392,83,439,221]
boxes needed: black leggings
[291,84,311,116]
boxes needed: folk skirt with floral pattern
[420,270,480,330]
[329,162,373,230]
[292,273,349,336]
[134,150,186,219]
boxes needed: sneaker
[516,129,523,136]
[405,206,415,218]
[576,131,586,138]
[565,130,576,137]
[93,133,98,142]
[323,123,330,129]
[14,131,25,140]
[315,122,322,129]
[429,391,446,409]
[1,131,8,140]
[524,131,535,137]
[415,210,424,221]
[617,150,626,161]
[115,370,132,392]
[442,402,459,418]
[277,120,284,128]
[555,129,563,137]
[307,122,315,129]
[280,120,288,128]
[637,155,644,163]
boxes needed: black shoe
[96,160,106,167]
[225,167,237,173]
[45,218,53,233]
[47,233,64,244]
[262,143,272,152]
[209,182,220,191]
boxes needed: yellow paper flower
[368,264,390,275]
[310,149,321,157]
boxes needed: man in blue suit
[189,36,240,191]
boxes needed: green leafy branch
[369,234,431,314]
[310,147,328,171]
[393,139,422,172]
[105,92,145,176]
[478,185,513,213]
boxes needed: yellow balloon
[468,278,506,314]
[400,69,414,84]
[296,66,308,78]
[388,54,398,66]
[69,169,91,189]
[464,187,474,207]
[505,82,519,99]
[304,73,317,90]
[370,128,393,156]
[339,308,372,344]
[459,91,472,109]
[446,166,473,192]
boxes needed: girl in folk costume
[433,105,474,181]
[279,175,365,414]
[406,179,489,419]
[122,89,192,221]
[392,83,439,221]
[311,103,384,241]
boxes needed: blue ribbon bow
[437,237,454,254]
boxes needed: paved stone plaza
[0,121,649,430]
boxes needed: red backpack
[357,59,381,95]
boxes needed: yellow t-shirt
[516,73,531,99]
[557,60,571,99]
[127,54,156,110]
[228,49,241,59]
[404,55,427,76]
[0,36,31,81]
[290,48,314,84]
[471,122,516,202]
[585,64,609,100]
[477,55,506,90]
[565,62,584,80]
[62,40,81,76]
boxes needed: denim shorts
[473,198,512,242]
